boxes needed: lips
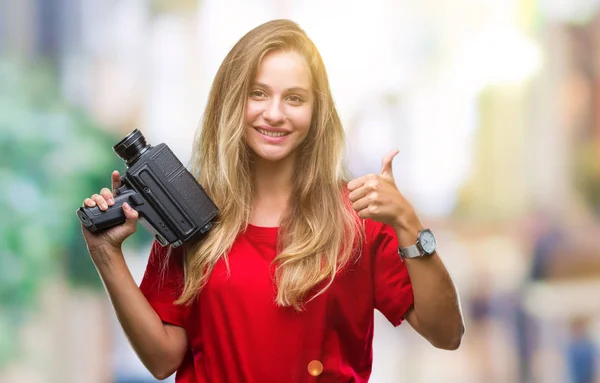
[254,127,291,137]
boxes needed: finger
[352,196,371,213]
[347,174,375,192]
[91,194,108,211]
[100,188,115,206]
[111,171,121,192]
[83,198,96,207]
[347,178,365,192]
[380,149,399,178]
[349,181,374,202]
[117,203,139,236]
[122,202,139,228]
[357,206,375,220]
[123,202,138,219]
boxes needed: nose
[262,99,286,125]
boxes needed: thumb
[380,149,399,178]
[122,202,139,232]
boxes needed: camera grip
[77,187,140,233]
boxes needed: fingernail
[108,198,114,205]
[123,202,130,210]
[101,203,108,209]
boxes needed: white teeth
[257,128,288,137]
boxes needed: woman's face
[244,50,314,164]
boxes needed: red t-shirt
[139,218,413,382]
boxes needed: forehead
[254,50,311,88]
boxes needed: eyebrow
[253,82,310,94]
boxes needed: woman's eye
[250,90,266,98]
[287,95,303,103]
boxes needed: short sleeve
[370,221,414,326]
[139,241,188,327]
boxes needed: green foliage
[0,58,151,367]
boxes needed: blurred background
[1,0,600,382]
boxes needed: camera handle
[77,184,143,233]
[77,179,187,247]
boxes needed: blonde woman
[81,19,464,383]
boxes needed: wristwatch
[398,228,437,259]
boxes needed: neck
[250,155,295,226]
[252,155,295,199]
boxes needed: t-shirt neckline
[243,223,279,242]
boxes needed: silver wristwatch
[398,228,437,259]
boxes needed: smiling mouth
[255,128,290,137]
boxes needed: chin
[251,147,294,163]
[256,152,290,162]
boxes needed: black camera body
[77,129,218,247]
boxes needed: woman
[81,19,464,382]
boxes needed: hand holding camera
[81,170,140,254]
[78,129,218,255]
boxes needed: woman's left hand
[347,149,419,229]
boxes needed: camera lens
[113,129,151,166]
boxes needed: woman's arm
[82,171,188,379]
[394,223,464,350]
[348,149,465,350]
[92,246,189,379]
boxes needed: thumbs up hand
[348,149,418,229]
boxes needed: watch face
[419,229,436,254]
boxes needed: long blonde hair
[178,19,363,310]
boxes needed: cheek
[245,101,261,124]
[288,107,313,132]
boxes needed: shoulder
[351,219,398,268]
[147,241,186,272]
[141,241,186,296]
[362,219,395,245]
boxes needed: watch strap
[398,244,423,259]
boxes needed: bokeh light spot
[307,360,323,376]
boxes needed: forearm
[394,222,465,348]
[91,247,183,376]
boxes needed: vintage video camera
[77,129,218,247]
